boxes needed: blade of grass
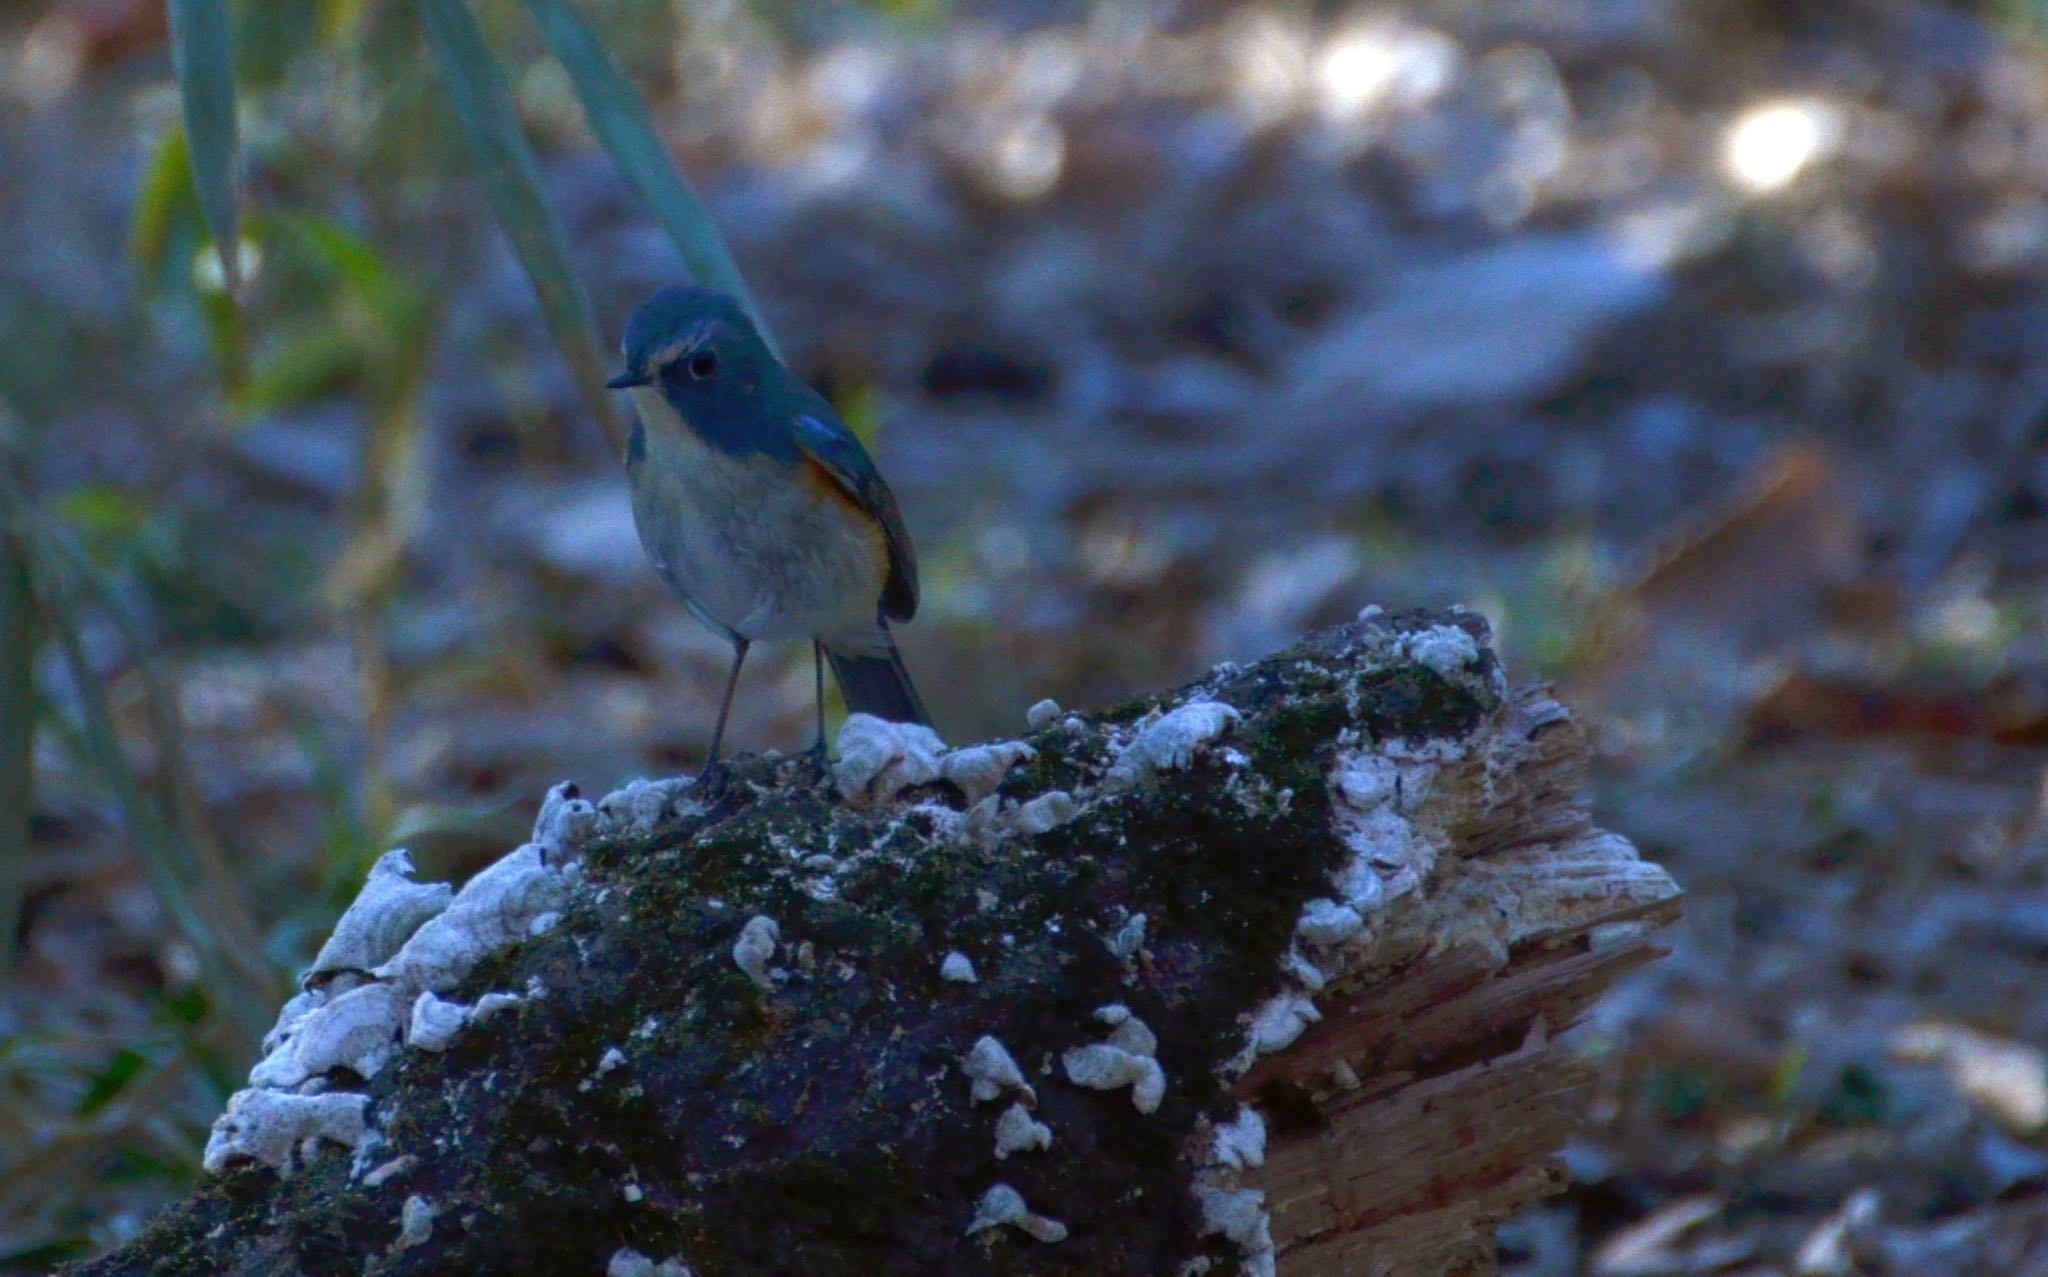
[167,0,242,295]
[8,491,272,1043]
[413,0,623,453]
[44,533,271,990]
[520,0,778,353]
[0,511,30,974]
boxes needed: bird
[605,285,930,767]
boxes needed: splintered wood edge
[1244,689,1683,1276]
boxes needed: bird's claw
[694,760,731,802]
[801,739,831,782]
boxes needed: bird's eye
[687,349,718,380]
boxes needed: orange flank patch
[801,458,889,565]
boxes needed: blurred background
[4,0,2048,1271]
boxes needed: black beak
[605,369,647,390]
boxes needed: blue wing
[793,411,919,622]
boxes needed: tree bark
[71,610,1679,1277]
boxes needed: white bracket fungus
[1245,991,1323,1057]
[1094,1003,1157,1055]
[1105,701,1241,788]
[389,1194,436,1253]
[305,850,453,984]
[940,951,979,984]
[1294,897,1366,949]
[202,1090,369,1174]
[262,989,327,1055]
[832,714,948,804]
[962,1035,1036,1106]
[992,1102,1052,1160]
[732,915,781,991]
[1062,1005,1166,1113]
[596,776,694,836]
[607,1248,697,1277]
[532,781,597,863]
[210,806,585,1181]
[965,1183,1069,1243]
[407,991,470,1052]
[372,843,574,995]
[1011,789,1078,836]
[1210,1106,1267,1170]
[1397,623,1481,679]
[472,989,525,1022]
[249,982,407,1089]
[938,740,1037,805]
[1193,1179,1276,1277]
[1107,912,1148,962]
[1062,1044,1167,1115]
[1280,948,1328,993]
[360,1154,418,1188]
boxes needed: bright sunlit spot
[1315,29,1400,118]
[988,116,1066,201]
[191,239,264,294]
[1722,99,1840,192]
[1313,23,1459,121]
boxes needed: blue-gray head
[606,285,775,399]
[607,285,798,457]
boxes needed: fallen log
[71,609,1680,1276]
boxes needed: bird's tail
[826,627,931,727]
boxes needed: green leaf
[520,0,777,352]
[128,127,200,289]
[77,1048,148,1116]
[239,322,363,413]
[167,0,242,295]
[413,0,622,451]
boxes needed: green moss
[72,614,1504,1277]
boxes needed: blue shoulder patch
[792,414,878,485]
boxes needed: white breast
[625,389,887,650]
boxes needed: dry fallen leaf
[1893,1022,2048,1134]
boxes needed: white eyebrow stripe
[646,319,721,374]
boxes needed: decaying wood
[69,610,1678,1277]
[1244,691,1681,1275]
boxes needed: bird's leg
[805,641,830,773]
[701,637,750,794]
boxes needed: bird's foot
[694,759,731,802]
[800,738,831,783]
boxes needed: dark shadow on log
[68,610,1679,1277]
